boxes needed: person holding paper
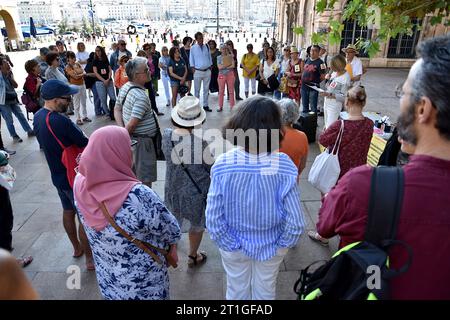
[320,55,351,129]
[301,45,326,114]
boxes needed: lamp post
[216,0,219,35]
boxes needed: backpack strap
[365,166,404,247]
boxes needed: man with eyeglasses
[33,79,94,271]
[109,41,132,74]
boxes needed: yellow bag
[279,76,289,94]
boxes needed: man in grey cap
[34,47,50,80]
[33,79,94,271]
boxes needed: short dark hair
[194,32,203,40]
[223,95,283,154]
[45,52,59,65]
[66,51,76,60]
[169,47,179,60]
[25,59,38,73]
[208,40,217,47]
[247,44,253,50]
[311,45,321,52]
[172,39,180,47]
[142,43,150,50]
[413,34,450,141]
[48,45,57,52]
[182,36,192,46]
[149,43,156,48]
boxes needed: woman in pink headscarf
[73,126,181,300]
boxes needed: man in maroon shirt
[317,35,450,299]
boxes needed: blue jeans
[301,85,319,113]
[0,103,33,138]
[95,81,116,115]
[91,85,103,115]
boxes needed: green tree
[294,0,449,57]
[58,18,68,34]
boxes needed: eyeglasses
[119,43,126,46]
[59,96,72,101]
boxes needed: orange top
[65,63,85,86]
[279,126,309,176]
[114,66,129,89]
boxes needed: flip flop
[188,251,207,268]
[17,256,33,268]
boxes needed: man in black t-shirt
[301,45,326,113]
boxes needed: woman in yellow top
[65,51,91,125]
[240,43,260,98]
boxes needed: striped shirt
[117,82,157,136]
[206,148,305,261]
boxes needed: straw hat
[171,96,206,127]
[342,44,359,54]
[290,46,299,54]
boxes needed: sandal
[17,256,33,268]
[82,117,92,122]
[307,231,329,246]
[76,119,84,125]
[187,251,207,268]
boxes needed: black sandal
[187,251,207,267]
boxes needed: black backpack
[294,166,413,300]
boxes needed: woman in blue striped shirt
[206,96,305,300]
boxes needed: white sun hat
[171,96,206,127]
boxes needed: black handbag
[267,74,280,90]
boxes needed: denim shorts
[170,80,180,87]
[56,188,76,211]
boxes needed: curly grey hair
[278,98,300,125]
[125,56,148,82]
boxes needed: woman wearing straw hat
[284,46,304,105]
[342,44,364,85]
[162,96,212,267]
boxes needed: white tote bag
[308,120,344,194]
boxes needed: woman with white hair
[278,99,309,179]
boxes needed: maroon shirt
[319,118,373,179]
[317,155,450,299]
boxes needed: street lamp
[216,0,219,35]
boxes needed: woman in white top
[75,42,90,70]
[320,55,351,129]
[257,47,279,96]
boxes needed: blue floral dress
[76,184,181,300]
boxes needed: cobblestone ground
[2,45,408,299]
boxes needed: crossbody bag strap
[120,85,143,106]
[45,111,66,150]
[98,201,167,265]
[171,140,204,196]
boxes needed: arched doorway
[0,8,21,51]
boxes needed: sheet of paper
[306,84,325,93]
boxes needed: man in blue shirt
[33,79,94,270]
[190,32,213,112]
[301,45,326,113]
[109,40,132,74]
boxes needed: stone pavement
[3,67,408,300]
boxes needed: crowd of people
[0,32,449,301]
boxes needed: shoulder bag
[99,201,177,268]
[308,120,344,194]
[46,112,85,188]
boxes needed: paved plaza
[2,45,408,299]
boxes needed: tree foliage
[294,0,449,57]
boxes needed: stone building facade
[0,0,24,52]
[276,0,449,68]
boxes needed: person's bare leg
[171,87,178,108]
[63,210,82,256]
[77,223,94,270]
[188,230,204,261]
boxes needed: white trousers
[72,84,87,119]
[193,69,211,107]
[323,99,342,129]
[244,77,256,95]
[220,248,288,300]
[161,73,171,105]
